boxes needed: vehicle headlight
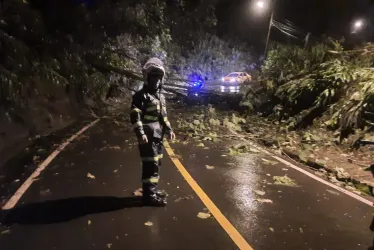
[221,77,225,82]
[230,79,236,83]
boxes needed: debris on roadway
[133,188,143,196]
[254,190,266,196]
[1,229,11,235]
[255,199,273,204]
[144,221,153,227]
[87,173,96,179]
[261,158,278,165]
[197,212,212,219]
[273,175,298,187]
[206,165,215,170]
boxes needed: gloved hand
[169,131,176,141]
[140,135,148,144]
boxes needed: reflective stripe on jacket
[130,89,173,139]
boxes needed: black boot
[142,194,167,207]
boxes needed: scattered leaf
[266,173,271,177]
[40,189,52,196]
[107,243,112,249]
[335,167,350,180]
[208,107,216,114]
[269,227,274,232]
[299,228,304,234]
[248,147,261,153]
[209,118,220,126]
[261,158,278,165]
[326,189,340,196]
[113,169,118,173]
[197,212,211,219]
[37,148,45,153]
[109,146,121,150]
[144,221,153,226]
[133,188,143,196]
[87,173,96,179]
[273,175,298,187]
[197,143,205,147]
[212,137,222,143]
[1,229,10,235]
[298,151,308,162]
[255,199,273,204]
[228,148,240,156]
[355,183,371,195]
[88,220,92,225]
[206,165,215,170]
[254,190,266,196]
[316,159,327,166]
[345,184,356,192]
[174,198,182,203]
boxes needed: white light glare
[354,20,363,29]
[256,1,265,9]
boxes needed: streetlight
[354,20,363,29]
[254,0,276,57]
[352,19,364,34]
[256,1,265,9]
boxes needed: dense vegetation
[0,0,256,152]
[1,0,373,155]
[243,40,374,141]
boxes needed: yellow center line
[164,141,253,250]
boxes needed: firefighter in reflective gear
[130,58,176,206]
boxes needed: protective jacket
[130,89,172,140]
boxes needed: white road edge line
[2,119,100,210]
[231,130,374,207]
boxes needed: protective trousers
[138,138,163,197]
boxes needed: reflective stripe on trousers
[142,176,159,184]
[138,140,164,196]
[141,154,163,162]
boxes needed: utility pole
[264,10,273,58]
[264,0,277,59]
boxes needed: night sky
[214,0,374,53]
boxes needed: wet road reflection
[224,153,263,232]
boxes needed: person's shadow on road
[0,196,142,225]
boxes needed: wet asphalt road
[0,118,373,250]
